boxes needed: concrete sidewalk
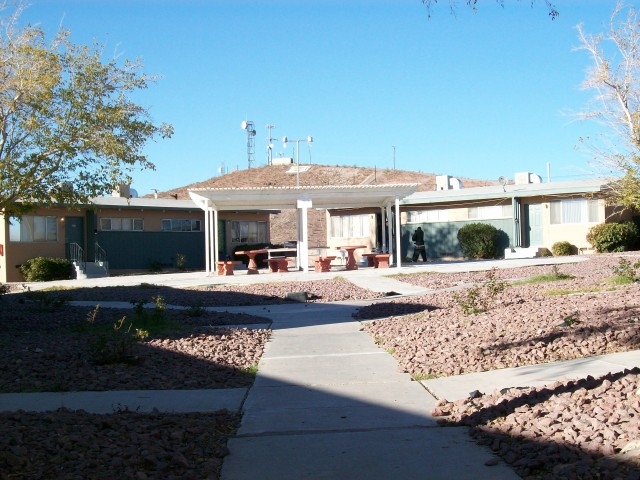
[219,302,519,480]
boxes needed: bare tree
[575,2,640,210]
[421,0,559,19]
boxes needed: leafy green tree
[0,3,173,217]
[575,3,640,212]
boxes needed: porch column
[204,204,210,275]
[385,203,393,261]
[394,198,402,268]
[213,208,219,266]
[297,198,312,273]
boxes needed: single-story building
[397,173,621,260]
[0,191,274,282]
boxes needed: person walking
[411,226,427,262]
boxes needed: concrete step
[504,246,544,259]
[75,261,109,279]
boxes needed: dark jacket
[412,228,424,246]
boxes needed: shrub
[453,268,508,315]
[586,222,639,253]
[20,257,73,282]
[175,253,187,271]
[457,223,499,259]
[551,241,575,256]
[610,257,640,282]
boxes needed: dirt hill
[150,165,496,245]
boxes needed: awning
[189,184,419,274]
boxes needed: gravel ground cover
[356,253,640,479]
[0,278,380,479]
[2,257,640,479]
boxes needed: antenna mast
[266,123,276,165]
[241,120,257,169]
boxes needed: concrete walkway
[218,301,519,480]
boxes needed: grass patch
[36,285,76,292]
[607,275,637,285]
[544,286,616,296]
[242,364,259,376]
[411,372,437,381]
[512,272,575,285]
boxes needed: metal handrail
[95,242,108,274]
[68,242,86,271]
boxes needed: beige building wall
[326,209,378,264]
[2,207,70,282]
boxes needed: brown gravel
[0,278,380,479]
[356,253,640,479]
[3,256,640,479]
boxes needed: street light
[282,135,313,187]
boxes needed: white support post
[204,205,210,275]
[213,209,219,266]
[386,203,393,263]
[394,198,402,268]
[297,198,312,273]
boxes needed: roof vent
[435,175,462,190]
[514,172,542,185]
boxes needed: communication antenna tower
[266,124,276,165]
[241,120,257,169]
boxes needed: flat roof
[189,184,419,210]
[401,179,609,206]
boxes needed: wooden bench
[217,260,241,276]
[314,256,336,272]
[375,254,390,268]
[267,257,290,273]
[361,253,378,267]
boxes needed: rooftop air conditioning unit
[272,157,294,166]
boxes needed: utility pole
[392,145,396,170]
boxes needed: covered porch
[189,184,418,275]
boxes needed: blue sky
[22,1,617,196]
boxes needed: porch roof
[188,184,419,211]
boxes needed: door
[217,219,227,260]
[525,204,543,247]
[64,216,84,259]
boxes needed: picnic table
[235,249,268,275]
[336,245,367,270]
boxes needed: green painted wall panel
[402,219,513,259]
[97,232,205,270]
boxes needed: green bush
[551,241,575,256]
[457,223,499,259]
[19,257,73,282]
[586,222,639,253]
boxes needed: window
[9,216,58,242]
[231,221,267,243]
[406,209,449,223]
[161,219,201,232]
[330,214,370,238]
[468,204,512,220]
[100,218,143,231]
[550,199,600,224]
